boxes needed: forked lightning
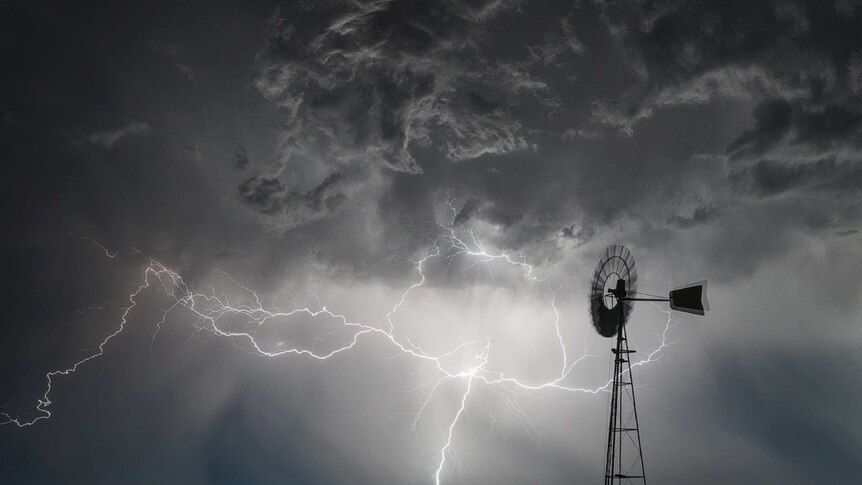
[2,210,674,484]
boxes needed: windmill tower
[589,245,709,484]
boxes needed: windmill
[589,245,709,484]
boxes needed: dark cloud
[251,0,539,176]
[2,1,861,484]
[562,0,862,281]
[238,176,286,212]
[85,121,150,147]
[587,0,862,136]
[150,41,195,80]
[727,99,794,158]
[559,221,597,248]
[454,197,522,228]
[749,159,836,196]
[731,158,862,197]
[705,344,862,482]
[482,204,523,228]
[795,103,862,144]
[238,172,348,226]
[667,204,720,228]
[454,198,482,227]
[232,146,250,170]
[728,100,862,159]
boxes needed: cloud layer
[1,1,860,484]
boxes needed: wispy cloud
[86,121,150,147]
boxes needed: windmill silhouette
[589,245,709,484]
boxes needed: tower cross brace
[603,300,647,485]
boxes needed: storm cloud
[1,1,861,484]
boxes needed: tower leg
[603,308,647,484]
[603,325,624,484]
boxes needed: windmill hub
[602,274,623,308]
[608,278,628,301]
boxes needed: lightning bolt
[1,277,149,427]
[69,233,118,258]
[2,205,677,484]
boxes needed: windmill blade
[669,280,709,316]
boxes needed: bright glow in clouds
[1,205,673,484]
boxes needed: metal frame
[603,298,648,485]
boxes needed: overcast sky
[1,1,861,484]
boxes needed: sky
[1,0,861,483]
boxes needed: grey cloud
[468,91,501,114]
[567,0,862,283]
[750,159,833,196]
[238,176,285,212]
[560,16,585,55]
[727,99,794,158]
[454,198,482,226]
[441,105,530,161]
[587,0,860,135]
[454,197,521,228]
[238,172,348,227]
[526,16,586,66]
[232,146,250,170]
[733,158,862,197]
[728,100,862,159]
[251,0,545,176]
[560,222,596,247]
[151,42,195,80]
[183,143,204,161]
[590,65,807,136]
[667,204,720,229]
[704,345,862,482]
[86,121,150,147]
[4,3,862,483]
[238,0,862,287]
[482,205,522,228]
[240,0,577,234]
[794,103,862,145]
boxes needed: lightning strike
[2,209,677,483]
[70,233,118,258]
[434,375,474,485]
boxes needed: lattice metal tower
[604,301,646,484]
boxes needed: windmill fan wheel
[589,244,638,338]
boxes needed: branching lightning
[2,214,675,484]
